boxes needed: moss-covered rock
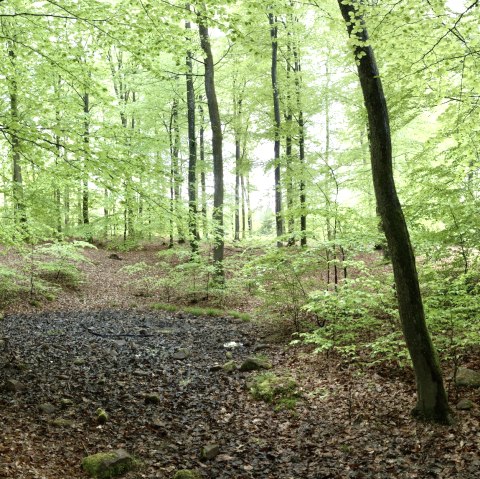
[51,418,75,428]
[96,408,109,424]
[200,443,220,460]
[144,393,161,405]
[456,368,480,388]
[82,449,135,478]
[173,470,201,479]
[248,372,299,409]
[240,356,272,372]
[222,360,237,373]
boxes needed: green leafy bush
[298,263,397,358]
[242,247,325,329]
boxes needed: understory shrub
[297,262,398,360]
[242,247,326,330]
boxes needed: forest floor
[0,246,479,479]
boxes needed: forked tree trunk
[338,0,452,424]
[198,9,224,283]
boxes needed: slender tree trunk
[64,185,70,227]
[285,35,295,246]
[234,91,243,242]
[269,13,284,247]
[8,46,26,231]
[82,92,90,230]
[338,0,452,424]
[235,171,241,241]
[186,6,199,253]
[246,174,253,235]
[241,175,246,239]
[199,10,224,282]
[198,96,208,238]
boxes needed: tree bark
[198,9,224,282]
[293,44,307,246]
[269,12,284,247]
[338,0,452,424]
[198,96,208,238]
[82,92,90,230]
[7,45,26,231]
[186,5,199,253]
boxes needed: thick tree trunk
[199,11,224,282]
[338,0,452,424]
[269,13,284,247]
[186,7,199,253]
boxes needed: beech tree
[198,3,225,282]
[337,0,452,424]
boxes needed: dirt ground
[0,246,479,478]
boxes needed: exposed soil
[0,247,479,478]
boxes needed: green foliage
[421,265,480,361]
[0,265,27,307]
[298,261,397,358]
[243,247,325,329]
[28,241,94,291]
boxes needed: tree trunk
[234,91,243,242]
[338,0,452,424]
[198,96,208,238]
[199,9,224,283]
[186,6,199,253]
[82,92,90,230]
[7,46,26,231]
[269,13,284,247]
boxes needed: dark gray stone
[200,443,220,460]
[456,368,480,388]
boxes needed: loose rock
[455,368,480,388]
[200,443,220,460]
[239,357,272,372]
[4,379,25,392]
[96,408,109,424]
[457,399,475,410]
[144,393,161,405]
[39,403,56,414]
[82,449,135,479]
[222,360,237,373]
[173,470,201,479]
[172,348,191,360]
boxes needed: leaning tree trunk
[338,0,452,424]
[199,9,224,283]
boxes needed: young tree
[337,0,452,424]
